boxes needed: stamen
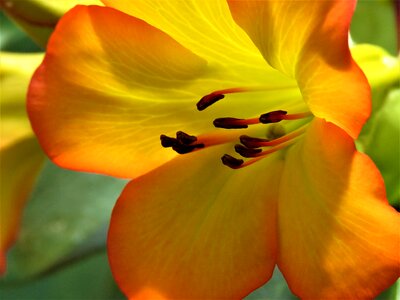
[196,131,246,147]
[234,157,264,169]
[161,130,244,154]
[197,94,225,111]
[176,131,197,145]
[213,117,259,129]
[281,111,313,120]
[197,85,298,111]
[221,154,244,169]
[234,144,262,157]
[239,135,270,149]
[197,88,247,111]
[160,132,204,154]
[226,141,296,169]
[160,135,178,147]
[245,143,291,157]
[259,110,287,123]
[240,126,306,148]
[172,143,205,154]
[222,154,264,169]
[167,84,312,168]
[259,110,312,124]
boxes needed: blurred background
[0,0,399,299]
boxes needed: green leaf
[376,279,400,300]
[245,268,296,300]
[2,161,127,281]
[351,0,397,55]
[0,251,124,300]
[364,89,400,208]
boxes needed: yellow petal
[278,119,400,299]
[352,44,400,91]
[1,52,43,149]
[227,0,371,139]
[102,0,268,66]
[108,146,283,299]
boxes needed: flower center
[160,88,313,169]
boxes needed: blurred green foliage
[351,0,398,55]
[2,162,127,281]
[0,251,124,300]
[364,89,400,208]
[0,11,42,52]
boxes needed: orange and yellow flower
[27,1,399,299]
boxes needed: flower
[0,52,44,274]
[27,0,400,299]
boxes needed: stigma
[161,87,313,169]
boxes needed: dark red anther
[239,135,270,148]
[259,110,287,124]
[197,93,225,111]
[161,132,202,153]
[160,135,178,147]
[176,131,197,145]
[221,154,244,169]
[234,144,262,158]
[172,143,205,154]
[213,118,248,129]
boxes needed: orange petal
[0,137,44,274]
[277,118,400,299]
[28,5,209,179]
[108,146,283,299]
[227,0,371,139]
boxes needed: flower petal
[108,146,283,299]
[352,44,400,92]
[227,0,371,139]
[1,52,43,149]
[28,5,296,179]
[277,119,400,299]
[0,137,44,274]
[101,0,267,65]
